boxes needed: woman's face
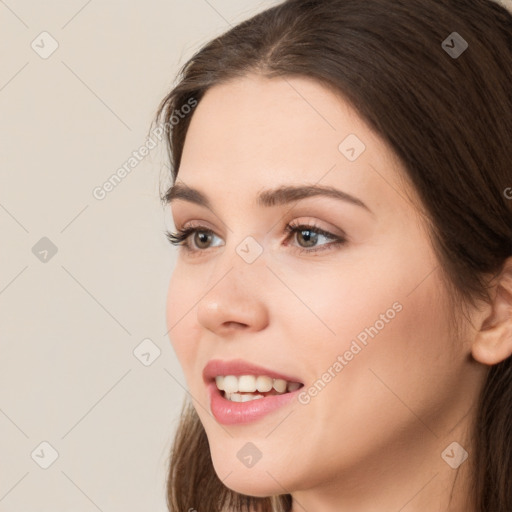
[166,74,485,504]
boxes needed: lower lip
[207,381,301,425]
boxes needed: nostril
[222,321,249,330]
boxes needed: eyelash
[165,222,347,255]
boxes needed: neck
[290,419,475,512]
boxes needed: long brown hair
[155,1,512,510]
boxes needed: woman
[155,0,512,510]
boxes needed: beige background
[0,1,278,511]
[2,1,511,511]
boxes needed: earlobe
[471,258,512,366]
[472,323,512,365]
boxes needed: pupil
[195,232,210,248]
[299,229,317,247]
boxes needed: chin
[209,449,288,497]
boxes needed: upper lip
[203,359,303,385]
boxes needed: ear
[471,257,512,365]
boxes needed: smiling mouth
[215,374,303,402]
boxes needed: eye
[165,222,346,254]
[165,226,224,252]
[283,222,346,252]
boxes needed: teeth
[225,392,265,402]
[273,378,287,393]
[238,375,257,392]
[287,381,301,392]
[223,375,239,394]
[255,375,273,392]
[215,376,224,391]
[214,374,301,395]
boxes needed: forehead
[177,74,417,216]
[181,74,369,171]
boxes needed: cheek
[270,254,407,352]
[166,268,202,374]
[306,266,458,433]
[283,242,459,421]
[295,235,446,358]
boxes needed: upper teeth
[215,375,301,394]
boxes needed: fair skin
[166,74,512,512]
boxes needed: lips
[203,359,304,425]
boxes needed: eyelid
[285,217,347,239]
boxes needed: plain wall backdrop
[2,0,511,511]
[0,1,278,511]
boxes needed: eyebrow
[166,182,372,214]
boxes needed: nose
[196,264,270,336]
